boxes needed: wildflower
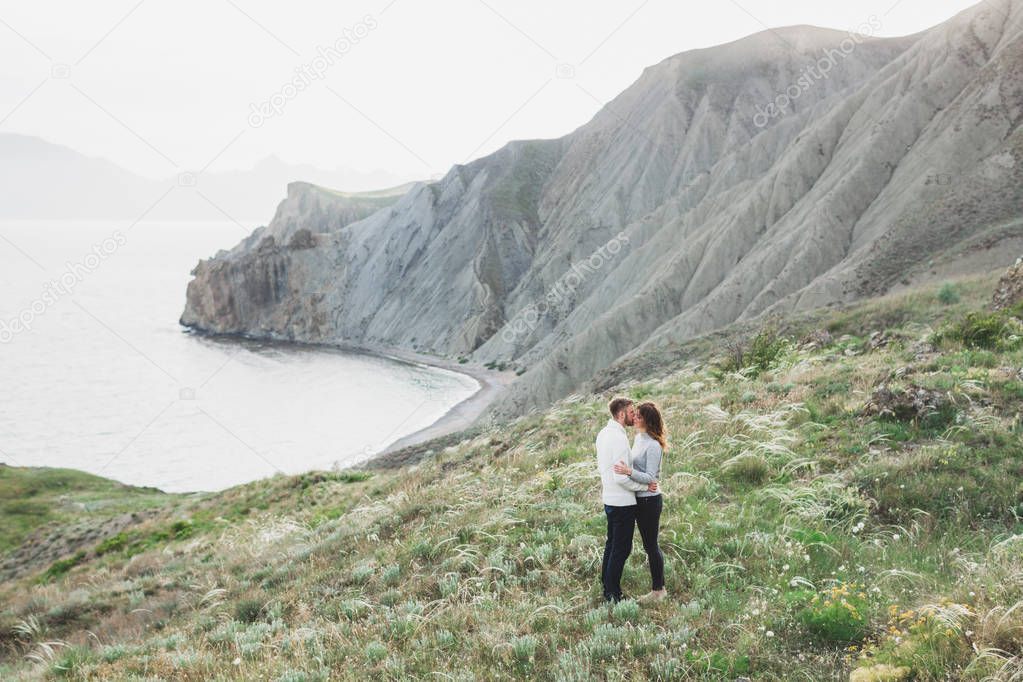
[803,553,810,562]
[766,630,775,638]
[782,564,790,571]
[892,534,901,542]
[233,658,242,666]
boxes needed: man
[596,397,657,602]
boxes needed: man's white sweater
[596,419,647,506]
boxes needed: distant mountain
[0,134,155,219]
[182,0,1023,418]
[0,134,410,221]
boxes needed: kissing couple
[596,397,667,603]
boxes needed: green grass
[1,276,1022,680]
[0,466,168,554]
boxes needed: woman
[613,401,667,601]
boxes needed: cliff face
[180,181,414,337]
[183,0,1023,417]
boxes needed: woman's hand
[647,482,658,492]
[613,461,632,476]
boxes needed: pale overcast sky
[0,0,981,183]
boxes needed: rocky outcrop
[183,0,1023,418]
[180,181,413,337]
[991,256,1023,310]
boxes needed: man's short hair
[608,397,633,419]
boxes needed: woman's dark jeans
[635,494,665,590]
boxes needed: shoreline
[364,346,516,456]
[181,329,516,464]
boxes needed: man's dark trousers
[601,504,636,602]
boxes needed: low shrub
[857,603,973,679]
[40,552,86,583]
[233,599,264,624]
[510,633,539,669]
[364,641,387,664]
[933,311,1021,350]
[722,453,771,486]
[937,283,960,305]
[800,583,870,642]
[719,327,789,377]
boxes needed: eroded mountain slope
[182,0,1023,418]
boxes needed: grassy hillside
[0,467,170,581]
[2,274,1022,681]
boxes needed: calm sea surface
[0,220,477,492]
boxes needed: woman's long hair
[637,402,667,451]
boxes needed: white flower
[782,564,790,571]
[892,534,901,541]
[803,554,810,562]
[765,630,775,638]
[233,658,241,666]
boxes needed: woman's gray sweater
[628,431,663,498]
